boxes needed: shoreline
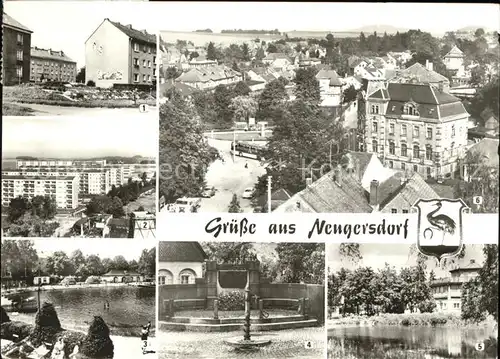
[2,282,148,294]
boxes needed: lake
[13,286,155,335]
[328,325,497,359]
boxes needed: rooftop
[2,12,32,34]
[316,69,343,86]
[467,138,500,168]
[176,65,241,83]
[2,175,76,181]
[31,47,76,63]
[107,19,156,44]
[159,241,208,262]
[445,45,465,58]
[390,62,450,84]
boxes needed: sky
[327,243,485,278]
[5,2,499,67]
[2,114,157,159]
[28,239,155,261]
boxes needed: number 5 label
[475,341,484,351]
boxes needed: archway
[179,268,197,284]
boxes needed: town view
[2,3,157,116]
[327,243,498,358]
[1,116,157,238]
[1,239,156,358]
[158,15,498,216]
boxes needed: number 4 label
[304,341,313,349]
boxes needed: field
[160,31,283,46]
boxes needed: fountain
[223,270,271,349]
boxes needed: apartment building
[315,69,343,107]
[106,163,156,180]
[30,47,77,83]
[430,260,482,313]
[16,159,107,168]
[85,18,157,88]
[2,12,32,85]
[365,82,469,179]
[1,175,78,209]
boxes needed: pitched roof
[176,65,241,83]
[369,88,390,100]
[467,138,499,168]
[449,260,482,272]
[31,47,76,63]
[273,169,373,213]
[343,152,374,177]
[160,80,196,97]
[256,188,292,209]
[103,269,141,276]
[379,172,440,211]
[445,45,465,58]
[315,69,343,86]
[2,13,32,33]
[263,53,291,62]
[108,19,156,44]
[158,241,208,262]
[391,62,449,84]
[351,58,368,68]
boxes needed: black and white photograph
[158,2,499,217]
[1,115,157,238]
[1,239,156,358]
[157,241,325,358]
[327,243,498,359]
[2,2,157,117]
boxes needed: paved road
[200,139,266,213]
[6,102,156,117]
[158,327,324,359]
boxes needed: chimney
[306,178,313,187]
[369,180,379,207]
[127,24,133,29]
[425,60,434,72]
[438,81,444,92]
[470,259,475,264]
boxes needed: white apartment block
[16,159,107,168]
[2,175,78,209]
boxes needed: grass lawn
[124,192,156,214]
[2,103,36,116]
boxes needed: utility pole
[232,130,236,162]
[267,176,272,213]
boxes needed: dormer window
[404,103,419,116]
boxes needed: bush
[1,306,10,323]
[218,291,246,311]
[81,316,114,358]
[55,330,86,358]
[30,302,62,346]
[87,80,96,87]
[418,299,437,313]
[1,321,34,341]
[430,317,447,326]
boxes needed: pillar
[205,261,217,309]
[258,299,264,320]
[213,299,219,320]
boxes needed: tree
[229,96,257,122]
[165,66,182,80]
[267,43,278,53]
[30,195,56,220]
[81,316,114,358]
[359,32,367,52]
[45,251,73,276]
[233,81,251,97]
[255,47,265,61]
[276,243,324,284]
[241,43,250,61]
[462,278,485,321]
[189,51,199,60]
[213,84,236,126]
[112,255,129,270]
[207,41,217,61]
[339,244,362,264]
[228,194,241,213]
[76,67,86,83]
[159,93,217,204]
[7,196,29,222]
[256,78,288,121]
[71,250,86,277]
[479,244,498,319]
[7,214,60,238]
[138,247,156,277]
[474,28,485,38]
[470,66,486,88]
[204,242,257,264]
[342,85,357,104]
[85,254,104,276]
[1,240,38,280]
[294,67,321,105]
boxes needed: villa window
[426,145,433,161]
[133,58,139,66]
[389,123,395,135]
[413,164,418,172]
[401,143,408,157]
[16,65,23,78]
[413,144,420,159]
[401,124,407,136]
[401,163,406,170]
[391,209,397,213]
[134,43,139,52]
[143,60,146,67]
[404,103,419,116]
[427,127,433,139]
[134,74,139,82]
[389,141,395,155]
[373,121,378,133]
[17,33,23,45]
[17,50,23,61]
[371,105,379,114]
[413,126,420,138]
[180,275,190,284]
[451,125,456,138]
[372,139,378,153]
[402,209,409,213]
[453,303,460,309]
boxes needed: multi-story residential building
[315,69,343,107]
[85,18,157,88]
[30,47,77,83]
[16,159,107,168]
[365,82,469,179]
[430,259,482,313]
[2,12,32,85]
[389,62,451,93]
[175,65,242,90]
[1,175,78,209]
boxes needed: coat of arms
[412,199,470,265]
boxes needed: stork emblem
[412,199,470,265]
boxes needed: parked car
[242,187,255,199]
[201,186,216,198]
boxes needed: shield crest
[411,199,470,265]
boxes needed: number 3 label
[475,341,484,351]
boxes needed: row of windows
[370,103,423,116]
[373,122,456,139]
[133,58,153,68]
[32,61,76,69]
[133,42,156,54]
[133,73,153,82]
[373,140,458,159]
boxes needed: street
[200,138,267,213]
